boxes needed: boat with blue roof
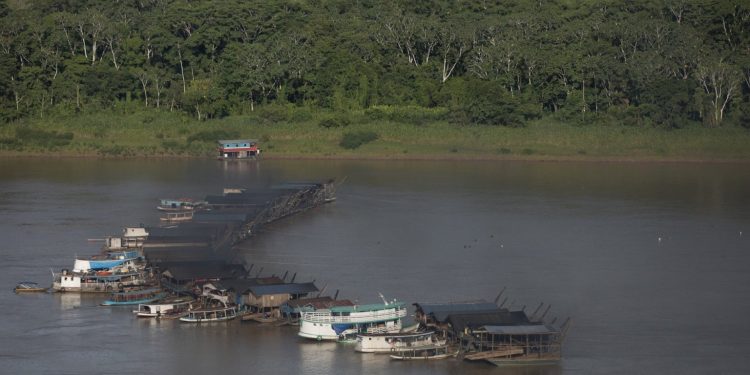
[157,198,202,212]
[52,268,152,293]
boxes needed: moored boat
[133,296,195,318]
[159,211,194,223]
[241,310,281,323]
[389,345,458,360]
[157,198,200,212]
[299,298,407,341]
[14,281,48,293]
[355,330,446,353]
[52,268,152,293]
[179,305,239,323]
[73,258,140,273]
[101,288,167,306]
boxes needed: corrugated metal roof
[284,297,354,309]
[213,277,285,292]
[329,301,406,313]
[415,300,502,319]
[481,324,559,335]
[248,282,318,296]
[446,311,531,333]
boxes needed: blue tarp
[88,259,129,270]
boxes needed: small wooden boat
[245,314,281,324]
[160,211,194,223]
[389,345,458,360]
[180,305,239,323]
[14,281,48,293]
[157,198,199,212]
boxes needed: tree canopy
[1,0,748,128]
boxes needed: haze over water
[1,159,748,374]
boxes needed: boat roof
[480,324,560,335]
[187,306,236,313]
[445,311,531,333]
[211,277,284,292]
[248,282,318,296]
[329,301,406,313]
[358,330,435,338]
[82,272,141,280]
[414,300,507,322]
[285,297,354,309]
[112,287,162,296]
[141,297,193,306]
[159,198,194,203]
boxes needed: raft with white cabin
[355,330,446,353]
[133,296,195,318]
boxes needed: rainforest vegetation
[0,0,748,158]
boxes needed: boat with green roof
[298,295,407,341]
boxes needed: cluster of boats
[291,296,457,360]
[15,189,566,366]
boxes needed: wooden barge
[414,297,570,366]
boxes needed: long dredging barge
[43,180,570,367]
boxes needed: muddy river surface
[1,159,748,374]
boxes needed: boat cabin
[203,279,318,315]
[281,296,354,321]
[122,227,149,248]
[218,139,261,160]
[243,282,319,313]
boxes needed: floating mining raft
[52,181,335,294]
[144,181,336,265]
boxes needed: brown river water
[1,158,749,374]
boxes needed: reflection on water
[56,293,81,310]
[298,341,339,374]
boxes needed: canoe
[14,282,48,293]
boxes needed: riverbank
[2,111,749,162]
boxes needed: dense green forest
[0,0,748,132]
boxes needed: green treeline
[0,0,749,129]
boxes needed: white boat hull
[355,332,445,353]
[299,319,403,341]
